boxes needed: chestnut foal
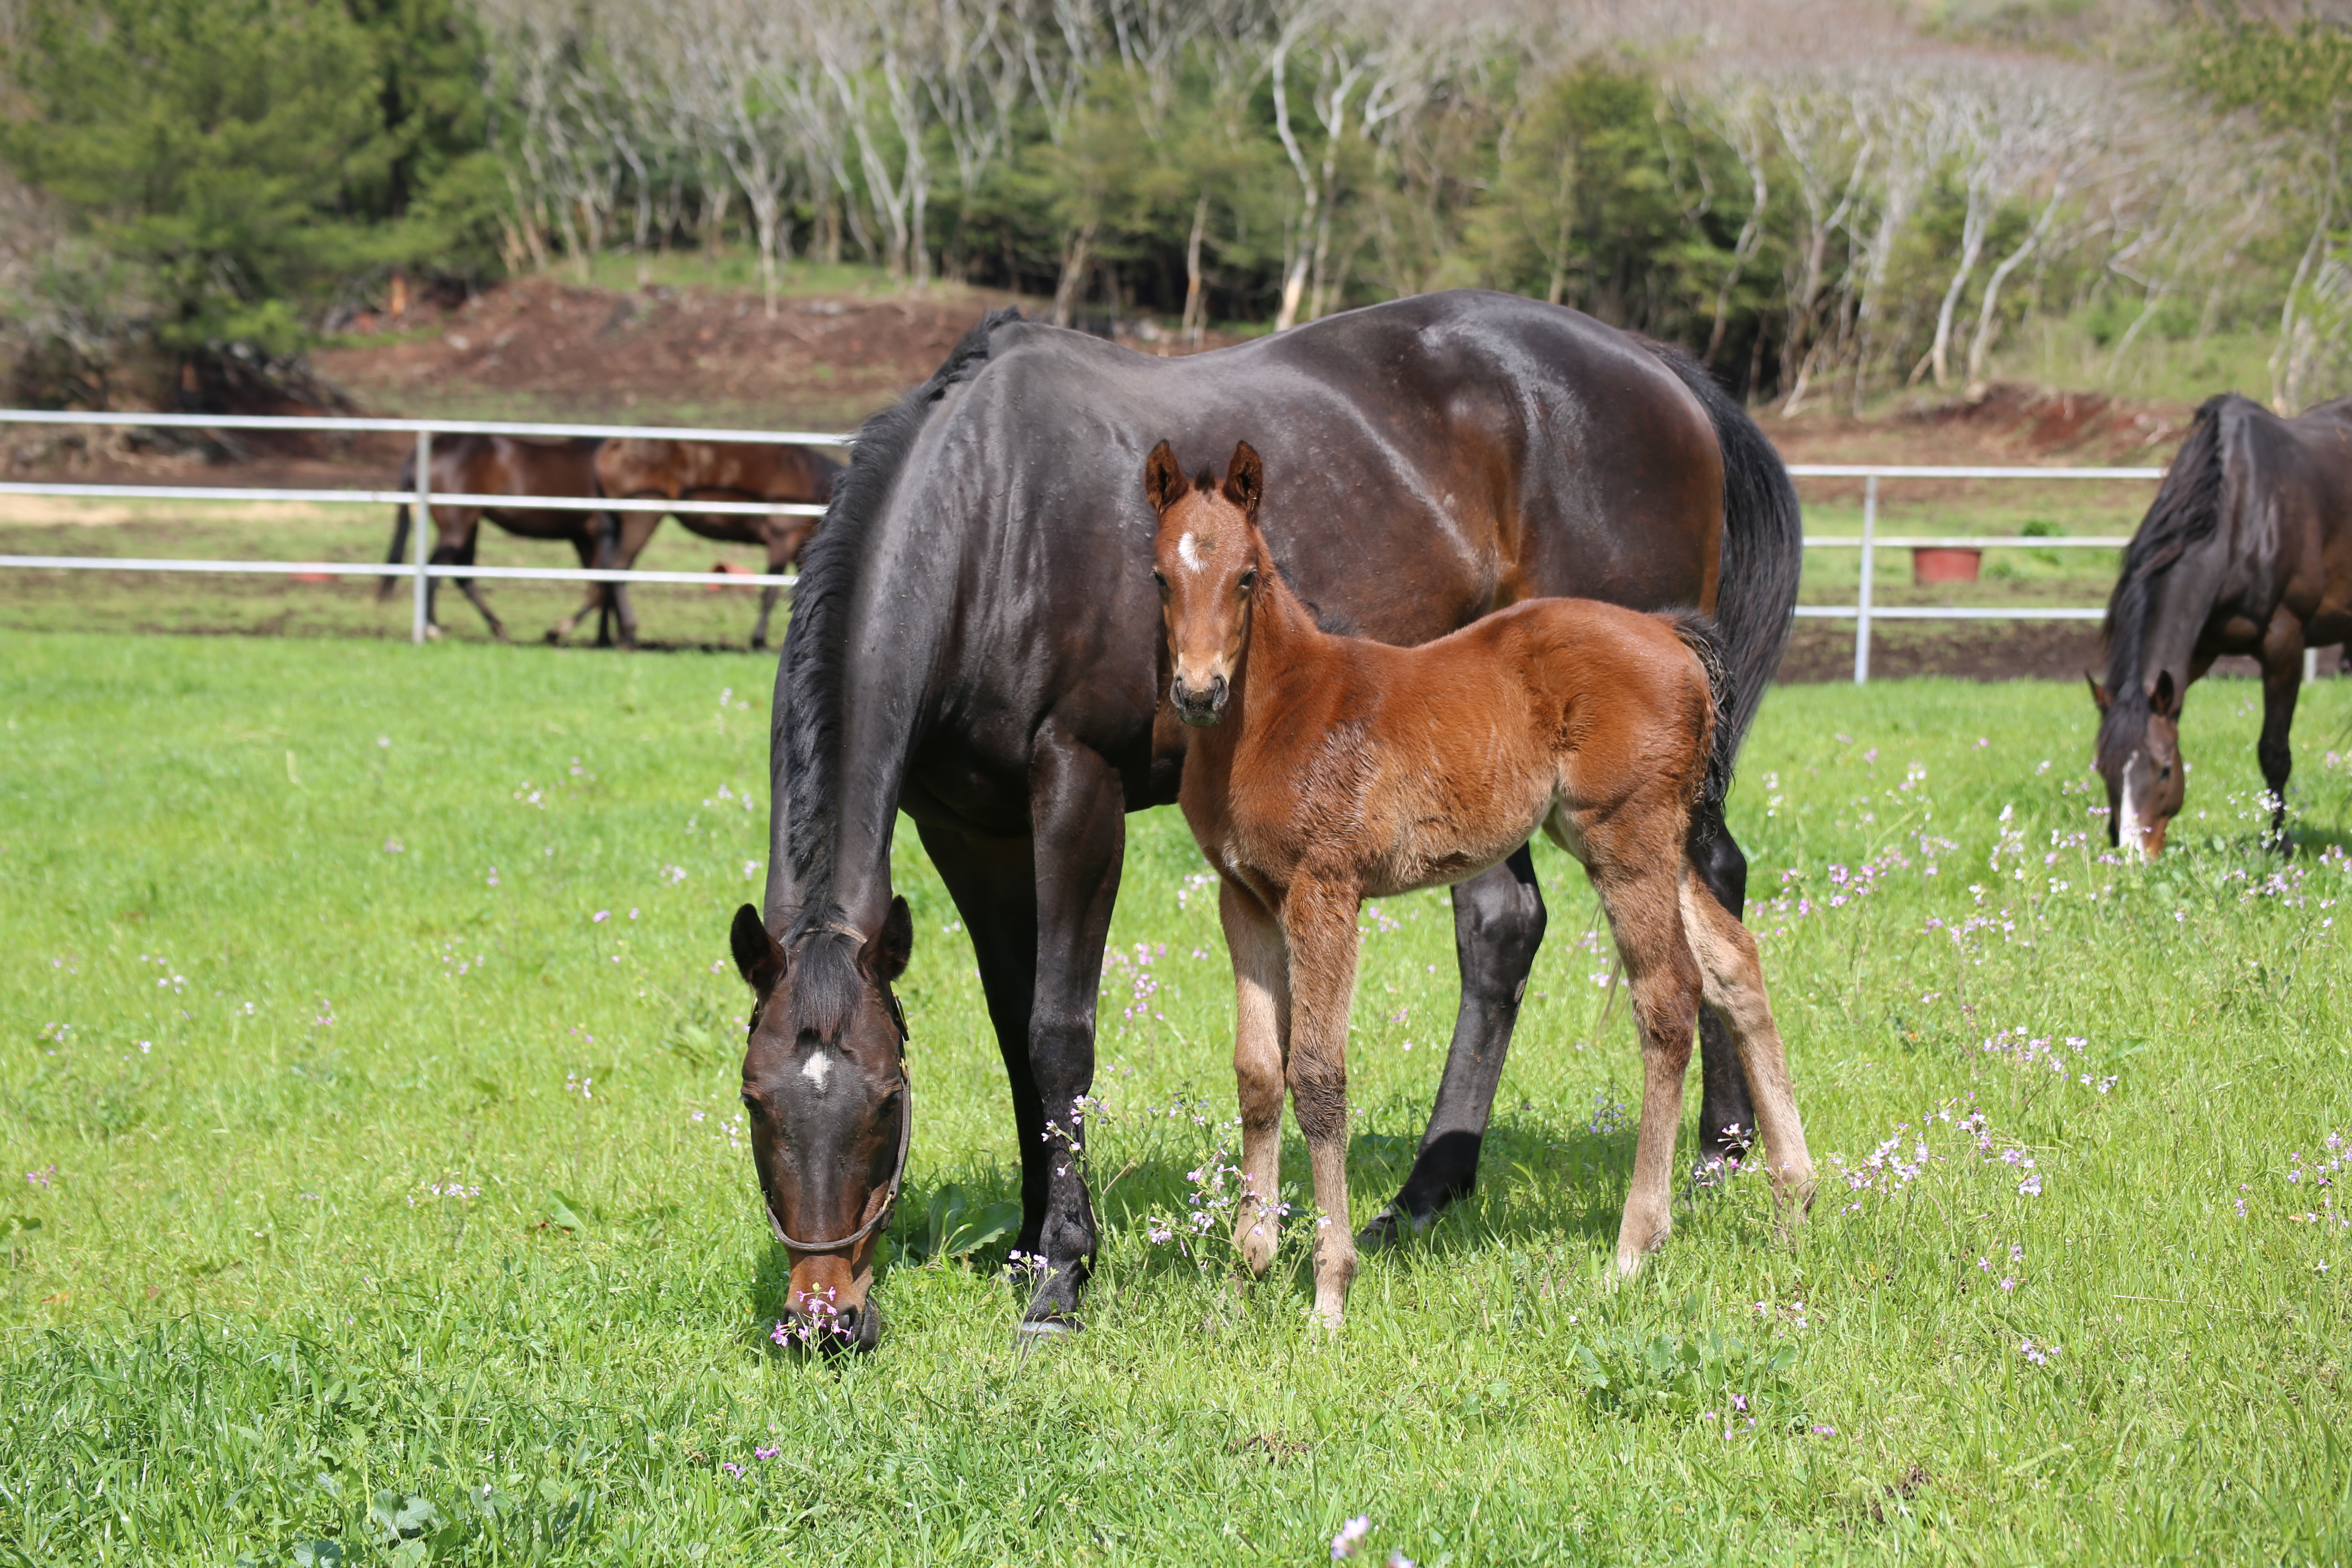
[1147,440,1813,1326]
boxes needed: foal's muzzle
[1172,673,1228,727]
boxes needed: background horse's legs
[1017,728,1127,1329]
[421,508,479,640]
[548,527,604,644]
[451,534,507,641]
[2258,608,2306,848]
[750,523,797,650]
[604,510,658,649]
[1359,845,1543,1249]
[1689,815,1762,1166]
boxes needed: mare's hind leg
[2258,607,2306,849]
[1688,817,1760,1167]
[1278,879,1363,1326]
[1219,879,1291,1277]
[1361,845,1546,1250]
[1677,871,1814,1219]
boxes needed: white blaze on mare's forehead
[801,1052,832,1091]
[1178,532,1205,574]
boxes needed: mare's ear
[731,904,784,993]
[1143,441,1187,514]
[2151,669,2178,718]
[862,895,913,984]
[2086,674,2111,713]
[1223,441,1264,519]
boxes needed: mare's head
[728,899,913,1352]
[2089,669,2185,858]
[1144,439,1267,727]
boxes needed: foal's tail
[1659,611,1732,837]
[1643,341,1801,820]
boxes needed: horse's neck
[1228,552,1328,731]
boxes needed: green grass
[3,631,2350,1565]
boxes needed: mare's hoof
[1355,1202,1431,1254]
[423,624,444,643]
[542,628,564,645]
[1016,1316,1082,1342]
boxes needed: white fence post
[2306,646,2320,684]
[410,429,432,646]
[1853,473,1877,685]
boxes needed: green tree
[0,0,441,358]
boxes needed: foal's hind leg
[1577,838,1705,1276]
[1678,871,1814,1220]
[1219,880,1291,1277]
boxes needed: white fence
[0,410,2165,673]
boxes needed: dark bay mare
[736,292,1801,1342]
[381,434,636,645]
[2091,393,2352,857]
[593,439,844,648]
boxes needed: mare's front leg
[1219,879,1290,1276]
[1018,725,1127,1330]
[1678,871,1814,1220]
[452,534,508,641]
[549,526,605,644]
[1363,845,1545,1249]
[2258,608,2306,849]
[1281,878,1363,1326]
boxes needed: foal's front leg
[1220,879,1290,1277]
[1280,879,1363,1326]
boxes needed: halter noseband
[766,948,914,1257]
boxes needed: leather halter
[767,967,913,1257]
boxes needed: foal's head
[729,900,913,1352]
[1144,439,1267,727]
[2089,669,2185,858]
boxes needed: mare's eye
[1238,569,1259,592]
[741,1094,765,1121]
[2158,765,2172,780]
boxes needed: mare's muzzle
[1172,673,1229,727]
[778,1294,883,1354]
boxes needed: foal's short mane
[2097,392,2239,766]
[775,307,1019,1035]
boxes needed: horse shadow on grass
[733,1103,1775,1350]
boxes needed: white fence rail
[0,412,2169,670]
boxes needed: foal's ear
[861,895,913,984]
[2086,674,2111,713]
[2150,669,2178,718]
[1143,440,1187,514]
[731,904,785,993]
[1223,441,1264,519]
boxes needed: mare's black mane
[773,307,1021,1036]
[2096,392,2239,766]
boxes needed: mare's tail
[1643,342,1801,824]
[1659,610,1731,834]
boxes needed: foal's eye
[1238,569,1259,593]
[1152,571,1167,592]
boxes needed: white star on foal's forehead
[1178,532,1206,573]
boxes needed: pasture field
[2,630,2350,1566]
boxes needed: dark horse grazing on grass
[732,292,1801,1345]
[1147,440,1813,1325]
[2091,393,2352,857]
[593,439,844,649]
[381,434,635,645]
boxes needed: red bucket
[1912,546,1982,586]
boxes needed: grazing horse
[1149,441,1812,1324]
[2091,393,2352,856]
[381,434,637,645]
[593,439,844,648]
[744,294,1801,1344]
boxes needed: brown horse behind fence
[1147,440,1813,1326]
[381,434,637,645]
[594,439,843,648]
